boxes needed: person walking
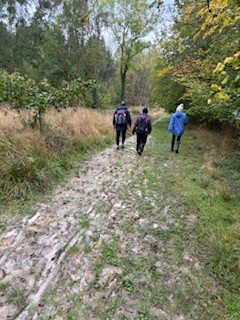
[168,103,188,154]
[113,101,132,150]
[132,107,152,155]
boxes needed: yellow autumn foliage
[224,57,234,64]
[213,62,225,73]
[234,51,240,58]
[211,84,221,92]
[194,0,240,40]
[215,91,230,100]
[157,66,173,77]
[221,76,229,85]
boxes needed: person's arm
[168,115,174,133]
[132,116,140,134]
[184,114,188,126]
[148,118,152,134]
[127,110,132,127]
[113,110,116,126]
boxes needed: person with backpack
[113,101,132,150]
[132,107,152,155]
[168,103,188,154]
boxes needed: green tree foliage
[0,70,98,129]
[0,22,13,71]
[150,51,186,111]
[101,0,161,102]
[0,0,116,107]
[126,53,153,106]
[151,0,240,128]
[209,51,240,124]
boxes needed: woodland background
[0,0,239,128]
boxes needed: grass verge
[149,117,240,318]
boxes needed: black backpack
[136,117,148,133]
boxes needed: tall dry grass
[0,106,113,201]
[0,105,112,136]
[189,123,240,150]
[0,106,113,156]
[43,107,113,137]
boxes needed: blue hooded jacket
[168,111,188,136]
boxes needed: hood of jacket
[175,111,184,118]
[117,105,128,111]
[140,113,149,120]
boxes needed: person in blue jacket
[168,103,188,154]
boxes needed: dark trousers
[136,132,148,153]
[116,130,126,146]
[171,134,181,151]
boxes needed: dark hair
[143,107,148,114]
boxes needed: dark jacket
[133,113,152,134]
[168,111,188,136]
[113,104,132,131]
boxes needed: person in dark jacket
[113,101,132,150]
[168,103,188,154]
[132,107,152,155]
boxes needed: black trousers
[171,134,181,151]
[116,130,126,145]
[136,132,148,153]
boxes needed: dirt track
[1,135,151,319]
[0,131,207,320]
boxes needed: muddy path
[0,134,147,319]
[0,130,220,320]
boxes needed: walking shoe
[175,149,179,154]
[137,150,142,155]
[116,146,120,150]
[121,144,125,149]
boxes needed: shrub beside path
[0,121,231,319]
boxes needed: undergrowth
[0,106,114,214]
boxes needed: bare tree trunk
[120,71,126,102]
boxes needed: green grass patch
[8,288,26,307]
[101,238,121,265]
[0,282,9,292]
[79,217,90,228]
[68,244,79,255]
[150,117,240,318]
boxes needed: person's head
[121,100,125,105]
[176,103,184,112]
[142,107,148,114]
